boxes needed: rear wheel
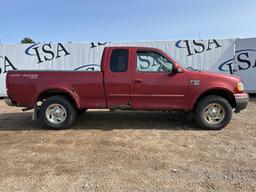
[194,95,232,130]
[39,96,77,129]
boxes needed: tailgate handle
[134,79,143,84]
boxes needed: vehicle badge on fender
[190,80,200,86]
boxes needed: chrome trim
[131,94,185,98]
[235,94,249,103]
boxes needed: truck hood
[188,70,241,82]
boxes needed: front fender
[189,85,235,111]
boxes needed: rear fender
[34,86,81,109]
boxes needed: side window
[110,49,129,72]
[137,51,173,72]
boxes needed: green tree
[21,37,35,44]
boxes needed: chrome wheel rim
[45,104,67,124]
[203,103,225,124]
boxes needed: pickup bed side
[6,71,107,109]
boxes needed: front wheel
[39,96,77,129]
[194,95,233,130]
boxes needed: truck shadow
[0,111,202,131]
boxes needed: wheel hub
[203,103,225,125]
[53,109,62,117]
[208,108,218,118]
[45,104,67,124]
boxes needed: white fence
[0,38,255,96]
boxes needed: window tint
[110,49,129,72]
[137,51,173,72]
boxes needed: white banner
[0,39,237,96]
[233,38,256,93]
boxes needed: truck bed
[6,70,107,108]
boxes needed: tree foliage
[21,37,35,44]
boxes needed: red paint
[6,47,247,111]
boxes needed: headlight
[237,82,244,92]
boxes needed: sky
[0,0,256,44]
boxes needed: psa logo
[0,56,17,74]
[25,43,71,64]
[74,64,101,71]
[175,39,222,56]
[90,42,109,49]
[219,49,256,74]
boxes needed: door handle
[134,79,143,84]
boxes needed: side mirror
[172,64,183,74]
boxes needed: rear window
[110,49,129,72]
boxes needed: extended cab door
[103,48,132,109]
[131,48,189,110]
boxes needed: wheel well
[37,90,77,109]
[194,89,236,111]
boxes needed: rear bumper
[234,93,249,111]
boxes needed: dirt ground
[0,98,255,192]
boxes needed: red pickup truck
[5,46,249,130]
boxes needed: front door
[131,49,189,110]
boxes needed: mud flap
[32,106,39,120]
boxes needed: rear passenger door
[104,48,132,109]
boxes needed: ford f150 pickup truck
[5,47,249,130]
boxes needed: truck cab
[102,47,189,110]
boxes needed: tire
[194,95,232,130]
[39,96,77,129]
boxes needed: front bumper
[234,93,249,111]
